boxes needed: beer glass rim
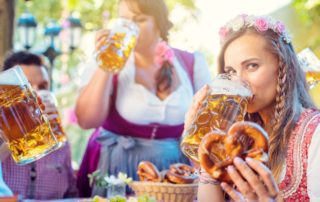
[110,17,139,34]
[213,73,251,86]
[0,65,29,86]
[210,73,252,98]
[37,90,58,106]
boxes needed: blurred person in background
[1,51,78,199]
[76,0,212,196]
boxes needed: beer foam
[111,19,139,35]
[209,79,252,97]
[0,66,29,85]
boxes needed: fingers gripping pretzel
[137,161,161,182]
[199,121,269,183]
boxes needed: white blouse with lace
[278,120,320,201]
[304,124,320,201]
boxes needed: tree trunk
[0,0,15,70]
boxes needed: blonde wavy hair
[217,25,315,180]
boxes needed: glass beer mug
[37,90,67,149]
[297,48,320,108]
[181,74,252,162]
[0,66,58,165]
[96,18,139,73]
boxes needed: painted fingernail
[220,182,227,189]
[227,165,235,173]
[245,157,253,163]
[234,157,243,164]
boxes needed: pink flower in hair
[275,21,285,34]
[255,18,269,32]
[219,27,229,40]
[220,14,291,44]
[155,41,168,55]
[155,41,174,66]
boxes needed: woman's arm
[75,29,114,129]
[198,183,225,202]
[184,85,225,201]
[75,68,113,129]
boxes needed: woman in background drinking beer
[76,0,212,197]
[186,14,320,201]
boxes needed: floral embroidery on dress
[279,109,320,201]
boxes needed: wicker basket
[130,181,198,202]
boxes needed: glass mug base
[53,137,68,151]
[14,142,57,165]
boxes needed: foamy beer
[96,18,139,73]
[297,48,320,107]
[0,66,58,165]
[306,71,320,108]
[181,74,252,162]
[37,90,67,148]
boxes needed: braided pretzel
[165,163,198,184]
[199,121,269,183]
[137,161,161,182]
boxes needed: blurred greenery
[293,0,320,24]
[292,0,320,54]
[17,0,195,31]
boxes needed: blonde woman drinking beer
[76,0,212,197]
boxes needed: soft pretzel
[137,161,161,182]
[199,121,269,183]
[165,163,198,184]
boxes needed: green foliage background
[293,0,320,54]
[17,0,195,30]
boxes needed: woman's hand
[221,157,279,202]
[95,29,110,52]
[184,85,209,130]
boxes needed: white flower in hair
[245,15,256,26]
[231,16,245,32]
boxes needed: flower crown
[219,14,292,44]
